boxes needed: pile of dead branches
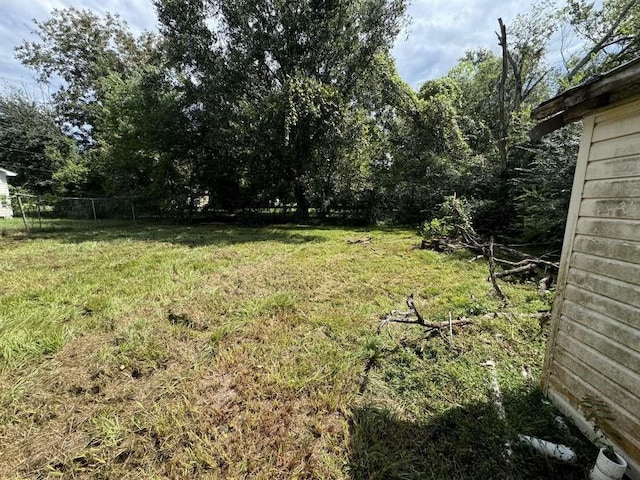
[378,294,474,334]
[421,229,559,293]
[378,294,551,335]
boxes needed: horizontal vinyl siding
[566,267,640,308]
[570,251,640,289]
[554,332,640,404]
[589,131,640,161]
[556,320,640,390]
[576,217,640,242]
[579,198,640,219]
[547,361,640,459]
[562,300,640,354]
[0,176,11,218]
[547,102,640,473]
[0,181,9,197]
[585,154,640,180]
[573,235,640,265]
[564,284,640,329]
[583,177,640,198]
[592,108,640,142]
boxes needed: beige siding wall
[0,173,13,218]
[544,100,640,478]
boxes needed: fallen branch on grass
[425,237,558,263]
[420,238,464,253]
[347,236,371,244]
[378,296,549,335]
[378,294,474,333]
[494,263,536,278]
[488,237,507,303]
[421,237,559,273]
[420,232,560,303]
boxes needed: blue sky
[393,0,538,86]
[0,0,545,92]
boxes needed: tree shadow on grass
[16,221,329,247]
[348,388,596,480]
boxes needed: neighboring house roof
[0,167,18,177]
[530,57,640,140]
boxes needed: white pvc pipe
[518,435,576,462]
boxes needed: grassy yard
[0,221,594,479]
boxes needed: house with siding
[531,58,640,479]
[0,167,17,218]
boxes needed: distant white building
[0,167,17,218]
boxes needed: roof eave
[530,57,640,140]
[0,167,18,177]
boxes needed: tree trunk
[506,50,522,110]
[497,18,508,173]
[294,181,309,220]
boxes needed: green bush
[421,195,474,241]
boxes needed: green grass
[0,221,595,478]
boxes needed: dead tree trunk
[497,18,509,172]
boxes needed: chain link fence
[5,194,156,232]
[3,193,375,232]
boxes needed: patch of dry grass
[0,222,594,478]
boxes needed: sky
[0,0,544,93]
[392,0,538,86]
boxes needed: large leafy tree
[439,5,563,235]
[510,124,582,242]
[0,93,83,195]
[16,8,157,144]
[156,0,408,217]
[14,7,186,204]
[96,68,193,211]
[447,49,502,159]
[562,0,640,84]
[381,77,473,222]
[450,4,556,167]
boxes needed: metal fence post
[91,199,97,223]
[36,200,42,229]
[16,195,29,231]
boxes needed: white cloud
[0,0,557,92]
[0,0,157,90]
[393,0,537,87]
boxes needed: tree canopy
[7,0,638,241]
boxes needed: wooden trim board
[542,115,595,390]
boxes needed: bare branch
[406,294,424,324]
[378,295,474,333]
[488,237,507,303]
[494,263,536,278]
[567,0,638,82]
